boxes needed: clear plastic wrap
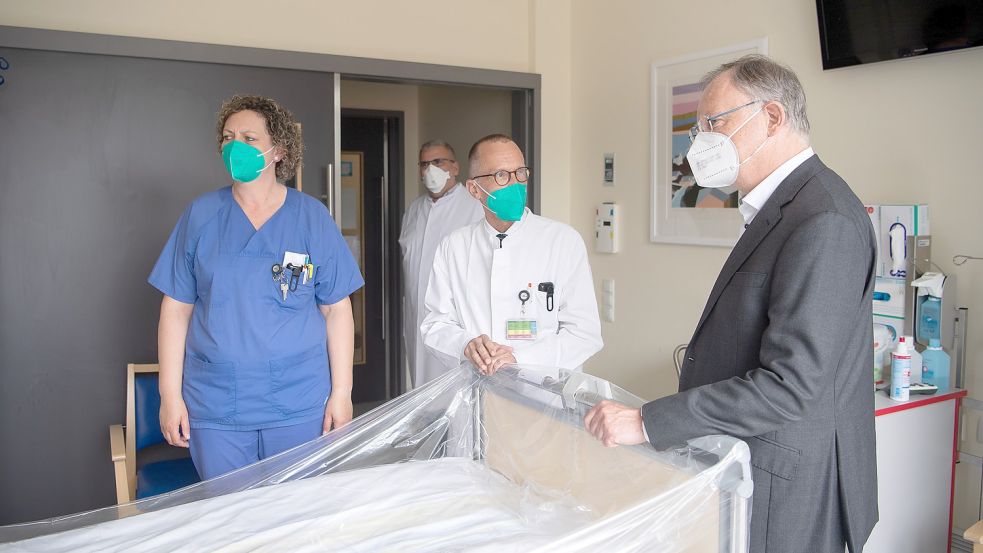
[0,365,752,552]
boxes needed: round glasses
[471,167,531,186]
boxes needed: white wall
[568,1,983,401]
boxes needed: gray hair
[419,139,456,159]
[701,54,810,135]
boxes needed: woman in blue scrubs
[150,95,363,480]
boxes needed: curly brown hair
[215,95,303,182]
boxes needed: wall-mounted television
[816,0,983,69]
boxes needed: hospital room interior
[1,1,982,551]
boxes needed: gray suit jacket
[642,155,878,553]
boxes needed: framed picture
[289,123,303,191]
[340,151,366,365]
[650,39,768,247]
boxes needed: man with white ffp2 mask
[584,55,878,553]
[421,134,603,377]
[399,140,483,388]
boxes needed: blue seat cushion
[136,458,201,499]
[134,373,166,451]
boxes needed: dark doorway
[340,110,403,411]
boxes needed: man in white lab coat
[400,140,483,387]
[422,134,603,375]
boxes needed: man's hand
[584,400,647,447]
[464,335,514,375]
[486,352,516,375]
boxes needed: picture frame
[290,123,303,191]
[340,150,366,365]
[650,39,768,247]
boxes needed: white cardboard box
[878,204,929,280]
[864,205,882,277]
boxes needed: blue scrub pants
[189,417,323,480]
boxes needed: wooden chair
[109,363,200,504]
[967,519,983,553]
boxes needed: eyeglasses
[418,158,456,169]
[688,100,762,142]
[471,167,531,186]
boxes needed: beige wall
[0,0,531,71]
[569,1,983,401]
[530,0,573,221]
[417,84,514,182]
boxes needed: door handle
[322,163,335,216]
[381,175,388,343]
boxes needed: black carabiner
[538,282,555,312]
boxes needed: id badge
[506,319,538,341]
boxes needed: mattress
[0,366,752,552]
[3,458,593,553]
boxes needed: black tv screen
[817,0,983,69]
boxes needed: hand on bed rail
[584,401,646,448]
[465,334,515,376]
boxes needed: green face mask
[221,141,275,183]
[478,182,527,222]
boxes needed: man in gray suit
[585,55,878,553]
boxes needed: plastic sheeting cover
[0,365,752,552]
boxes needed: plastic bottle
[921,338,951,392]
[904,335,922,384]
[918,296,942,343]
[890,337,911,402]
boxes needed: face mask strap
[740,135,771,166]
[253,145,277,177]
[726,104,765,140]
[473,181,497,200]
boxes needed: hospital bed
[0,365,752,552]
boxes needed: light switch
[602,279,615,322]
[603,153,615,186]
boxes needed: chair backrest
[133,371,166,451]
[673,344,688,379]
[125,363,163,495]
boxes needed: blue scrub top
[149,186,364,430]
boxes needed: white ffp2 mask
[422,164,451,194]
[685,106,768,189]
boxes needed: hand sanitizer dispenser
[911,272,948,347]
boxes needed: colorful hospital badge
[506,319,538,341]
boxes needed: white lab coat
[399,184,484,387]
[421,209,603,373]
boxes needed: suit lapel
[691,155,825,337]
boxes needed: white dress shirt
[738,147,815,230]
